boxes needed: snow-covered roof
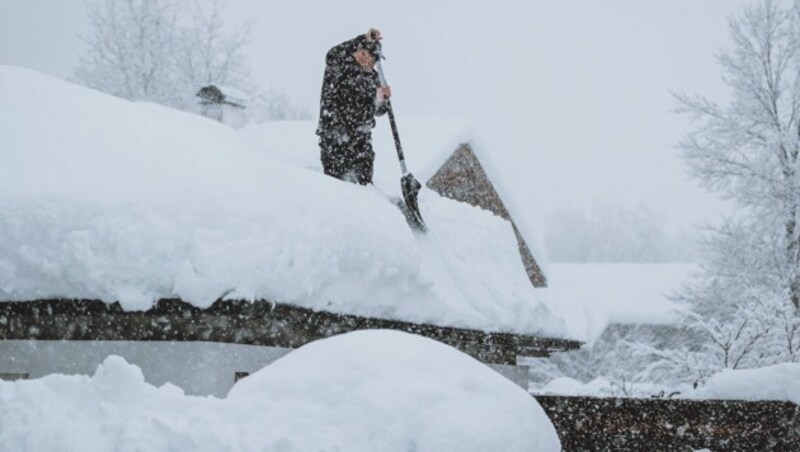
[0,65,564,337]
[239,115,473,188]
[214,85,249,102]
[240,114,549,277]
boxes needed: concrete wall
[0,340,289,397]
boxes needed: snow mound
[531,362,800,402]
[0,331,561,451]
[0,65,564,336]
[693,363,800,404]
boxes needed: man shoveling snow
[316,29,426,230]
[316,28,390,185]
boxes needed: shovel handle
[375,60,408,175]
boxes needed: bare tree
[76,0,182,106]
[75,0,306,120]
[173,0,252,110]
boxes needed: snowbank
[0,65,564,336]
[531,364,800,403]
[692,363,800,404]
[531,375,682,399]
[0,330,561,451]
[534,376,618,397]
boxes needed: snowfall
[1,65,799,450]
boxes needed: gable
[427,143,547,287]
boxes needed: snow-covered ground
[534,363,800,404]
[0,65,563,336]
[691,363,800,404]
[0,330,561,451]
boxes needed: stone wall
[535,395,800,451]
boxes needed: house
[427,143,547,287]
[0,298,580,395]
[0,68,579,395]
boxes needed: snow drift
[0,65,563,336]
[692,363,800,404]
[0,330,561,451]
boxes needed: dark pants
[319,132,375,185]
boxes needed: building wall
[0,340,289,397]
[0,340,530,396]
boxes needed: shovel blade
[401,173,426,232]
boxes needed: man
[317,28,392,185]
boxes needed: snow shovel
[374,56,426,232]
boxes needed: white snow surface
[692,363,800,404]
[240,113,550,275]
[0,66,564,336]
[533,364,800,404]
[0,330,561,452]
[532,375,681,399]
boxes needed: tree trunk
[787,208,800,311]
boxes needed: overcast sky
[1,0,755,236]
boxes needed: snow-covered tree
[678,0,800,312]
[536,1,800,393]
[172,0,252,108]
[641,0,800,383]
[76,0,183,107]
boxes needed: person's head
[353,40,381,72]
[353,48,376,72]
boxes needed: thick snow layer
[0,66,563,336]
[240,114,474,187]
[540,263,695,343]
[241,116,550,274]
[532,375,682,399]
[535,376,618,397]
[0,330,561,451]
[242,122,698,343]
[692,363,800,404]
[532,364,800,403]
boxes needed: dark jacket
[316,35,387,140]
